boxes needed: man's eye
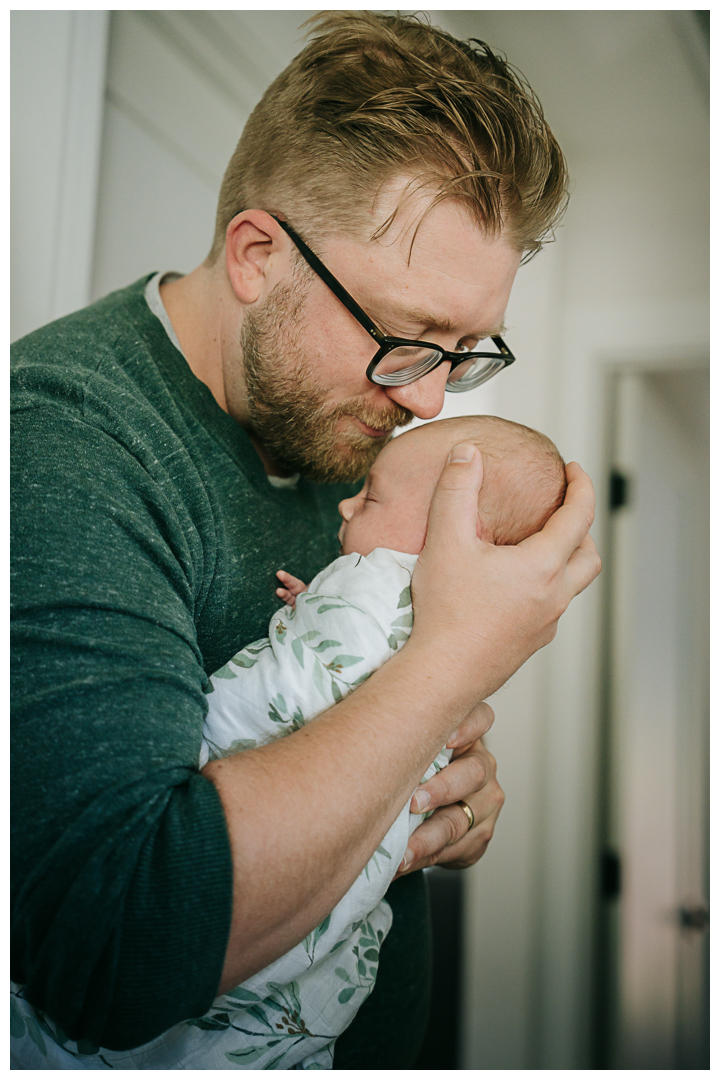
[457,338,485,353]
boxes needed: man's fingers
[446,701,495,750]
[399,780,505,874]
[565,533,602,595]
[564,460,596,529]
[413,448,600,706]
[409,735,496,814]
[522,460,596,562]
[424,443,484,550]
[400,740,505,874]
[516,462,601,615]
[402,803,476,869]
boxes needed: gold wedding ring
[457,799,475,831]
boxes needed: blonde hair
[209,11,568,261]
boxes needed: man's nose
[383,362,450,419]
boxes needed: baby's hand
[276,570,309,608]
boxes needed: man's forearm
[204,636,474,994]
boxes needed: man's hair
[209,10,568,261]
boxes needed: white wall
[11,9,708,1070]
[92,11,315,299]
[11,11,108,342]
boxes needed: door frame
[593,354,709,1068]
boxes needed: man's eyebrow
[398,308,455,333]
[389,306,506,339]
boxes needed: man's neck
[160,264,233,414]
[159,264,295,479]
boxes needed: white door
[602,367,709,1068]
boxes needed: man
[11,12,600,1069]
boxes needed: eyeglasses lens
[370,346,444,386]
[445,355,506,393]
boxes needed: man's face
[237,189,521,484]
[240,268,413,484]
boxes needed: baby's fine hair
[435,415,566,545]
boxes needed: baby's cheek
[341,517,376,557]
[386,509,427,555]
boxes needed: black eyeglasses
[272,216,515,392]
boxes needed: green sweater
[11,277,431,1062]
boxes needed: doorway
[595,365,709,1068]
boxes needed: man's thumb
[426,443,484,545]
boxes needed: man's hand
[409,446,601,706]
[394,701,504,877]
[276,570,309,608]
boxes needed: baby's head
[338,416,566,556]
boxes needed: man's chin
[245,389,411,484]
[300,430,390,485]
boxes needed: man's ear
[225,210,290,305]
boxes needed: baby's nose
[338,497,356,521]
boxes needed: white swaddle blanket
[10,548,450,1070]
[195,548,451,1070]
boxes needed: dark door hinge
[601,849,622,899]
[609,469,630,511]
[679,905,710,931]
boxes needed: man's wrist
[371,636,486,739]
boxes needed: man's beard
[240,275,413,484]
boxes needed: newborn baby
[185,416,566,1071]
[279,413,566,599]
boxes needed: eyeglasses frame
[271,216,515,390]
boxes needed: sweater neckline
[135,275,301,494]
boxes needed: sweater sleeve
[11,407,234,1051]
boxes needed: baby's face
[338,426,448,556]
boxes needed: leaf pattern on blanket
[334,918,385,1005]
[180,552,448,1070]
